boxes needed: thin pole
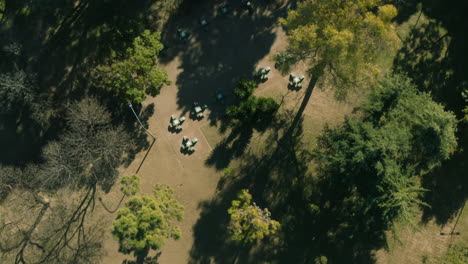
[128,103,156,140]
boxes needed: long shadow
[393,19,464,116]
[0,0,158,164]
[189,113,385,263]
[160,0,293,124]
[420,125,468,225]
[393,0,468,224]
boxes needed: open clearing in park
[96,2,466,264]
[0,1,466,264]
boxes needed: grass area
[1,1,466,263]
[373,4,468,264]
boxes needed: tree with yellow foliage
[280,0,400,99]
[227,189,280,246]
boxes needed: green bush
[226,96,278,130]
[441,243,468,264]
[234,78,257,100]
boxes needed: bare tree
[0,189,105,264]
[0,70,36,113]
[40,97,131,190]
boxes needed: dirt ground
[98,2,358,262]
[98,2,466,264]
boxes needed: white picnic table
[172,119,180,126]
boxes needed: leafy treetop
[227,189,280,245]
[111,184,184,257]
[120,174,140,196]
[280,0,400,97]
[96,30,170,104]
[315,74,458,229]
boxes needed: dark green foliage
[315,74,458,228]
[273,51,296,74]
[234,78,257,100]
[95,30,170,104]
[226,96,278,131]
[441,243,468,264]
[227,78,278,131]
[359,74,458,171]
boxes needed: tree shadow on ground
[0,0,158,164]
[393,19,464,116]
[420,125,468,225]
[122,251,161,264]
[205,124,254,170]
[393,0,468,225]
[159,0,293,125]
[189,113,386,264]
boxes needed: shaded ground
[2,1,466,263]
[0,0,158,164]
[100,1,364,263]
[393,0,468,225]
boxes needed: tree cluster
[0,97,132,263]
[39,97,131,190]
[280,0,400,98]
[227,189,280,245]
[314,74,458,229]
[111,184,184,261]
[94,30,170,104]
[226,78,279,131]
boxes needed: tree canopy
[226,78,279,130]
[40,97,130,190]
[280,0,400,97]
[227,189,280,245]
[440,243,468,264]
[95,30,170,104]
[120,174,141,196]
[314,74,458,228]
[111,184,184,259]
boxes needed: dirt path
[100,25,289,264]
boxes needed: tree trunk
[277,63,324,148]
[136,254,145,264]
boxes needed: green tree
[111,184,184,262]
[314,74,458,229]
[227,189,280,245]
[95,30,170,103]
[314,256,328,264]
[120,174,140,196]
[278,0,400,136]
[227,96,278,128]
[234,78,257,100]
[280,0,399,95]
[441,243,468,264]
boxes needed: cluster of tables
[182,136,198,153]
[257,66,306,89]
[168,103,209,153]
